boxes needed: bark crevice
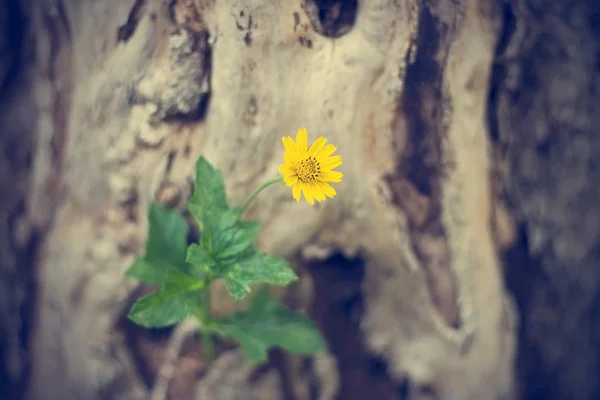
[0,1,39,398]
[117,0,148,43]
[307,254,403,400]
[388,0,462,330]
[301,0,358,39]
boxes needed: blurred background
[2,0,600,399]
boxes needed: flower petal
[283,174,298,187]
[292,183,302,201]
[282,136,299,164]
[308,137,327,157]
[295,128,308,156]
[311,182,327,202]
[315,143,337,159]
[302,184,315,204]
[279,163,292,175]
[322,155,342,170]
[317,181,337,198]
[319,170,343,183]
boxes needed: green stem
[201,287,216,363]
[240,176,283,215]
[194,284,216,364]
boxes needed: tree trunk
[493,0,600,399]
[0,0,597,399]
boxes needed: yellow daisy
[279,128,343,204]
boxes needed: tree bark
[0,0,596,399]
[0,0,38,398]
[492,0,600,399]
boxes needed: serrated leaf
[126,204,190,285]
[218,207,242,229]
[212,220,260,261]
[186,243,216,272]
[198,208,243,251]
[223,251,298,300]
[128,290,198,328]
[213,289,326,363]
[189,157,229,228]
[127,267,204,328]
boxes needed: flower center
[296,157,321,182]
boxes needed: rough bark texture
[492,0,600,399]
[0,0,38,398]
[0,0,596,399]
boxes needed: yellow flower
[279,128,343,204]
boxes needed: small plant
[126,128,343,363]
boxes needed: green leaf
[163,266,202,287]
[212,220,260,261]
[186,203,204,229]
[126,258,161,285]
[197,208,242,252]
[145,204,189,268]
[223,251,298,300]
[189,206,259,269]
[213,289,326,363]
[126,204,190,285]
[214,324,266,362]
[186,243,216,272]
[128,267,204,328]
[217,207,243,229]
[189,157,229,228]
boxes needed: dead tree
[0,0,599,399]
